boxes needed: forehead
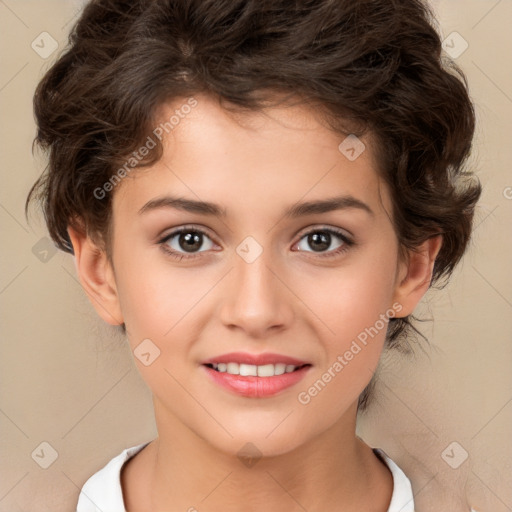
[113,94,391,221]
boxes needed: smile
[201,351,312,398]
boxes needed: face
[74,93,437,458]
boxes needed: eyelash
[157,225,355,261]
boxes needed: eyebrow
[138,194,374,218]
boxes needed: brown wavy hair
[25,0,482,410]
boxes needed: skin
[68,93,442,512]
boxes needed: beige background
[1,1,511,511]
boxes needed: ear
[392,235,443,317]
[67,225,124,326]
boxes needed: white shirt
[76,443,415,512]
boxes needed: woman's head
[26,0,481,420]
[60,93,445,457]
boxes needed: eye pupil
[180,232,202,252]
[308,232,330,252]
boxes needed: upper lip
[202,352,310,366]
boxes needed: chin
[200,422,308,460]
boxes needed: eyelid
[295,223,353,241]
[158,224,216,242]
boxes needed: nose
[218,247,294,339]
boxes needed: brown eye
[304,231,332,252]
[175,231,204,253]
[159,227,216,259]
[295,228,354,258]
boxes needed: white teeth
[274,363,286,375]
[257,364,275,377]
[226,362,239,374]
[209,362,302,376]
[239,364,258,376]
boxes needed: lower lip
[202,365,311,398]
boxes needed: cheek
[294,290,393,436]
[112,251,215,398]
[113,240,203,336]
[294,246,398,398]
[303,246,398,345]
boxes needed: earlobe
[392,235,443,317]
[67,225,124,326]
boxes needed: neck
[122,401,393,512]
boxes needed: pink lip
[202,352,309,366]
[201,352,312,398]
[202,364,311,398]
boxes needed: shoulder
[75,442,150,512]
[373,448,415,512]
